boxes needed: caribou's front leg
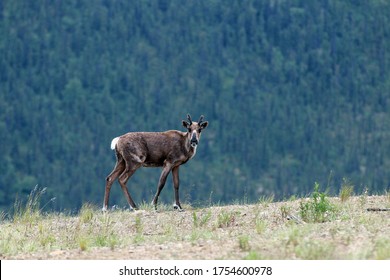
[152,163,172,210]
[172,166,183,211]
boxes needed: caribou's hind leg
[117,151,145,211]
[103,152,125,211]
[118,165,140,210]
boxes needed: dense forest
[1,0,390,211]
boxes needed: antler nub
[187,114,192,125]
[198,115,204,125]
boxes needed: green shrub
[299,183,337,223]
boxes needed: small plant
[134,214,143,234]
[243,251,263,260]
[39,233,56,248]
[285,226,301,247]
[288,195,297,201]
[339,178,354,202]
[280,205,290,219]
[79,237,88,251]
[385,189,390,207]
[95,234,108,247]
[192,210,212,228]
[299,182,337,223]
[37,222,56,248]
[138,201,156,211]
[12,185,55,224]
[0,211,7,223]
[94,233,118,249]
[216,210,237,228]
[374,239,390,260]
[79,203,95,224]
[133,214,144,244]
[258,194,275,206]
[238,235,250,251]
[192,212,199,227]
[162,222,173,237]
[295,241,335,260]
[255,219,267,234]
[358,187,369,208]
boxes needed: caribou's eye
[198,129,202,133]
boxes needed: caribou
[103,114,208,211]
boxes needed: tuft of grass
[243,251,263,260]
[138,201,156,211]
[374,239,390,260]
[0,211,7,223]
[192,210,212,228]
[385,190,390,207]
[79,237,88,251]
[12,185,48,224]
[280,205,291,219]
[216,210,237,228]
[138,201,187,212]
[285,226,302,248]
[258,194,275,206]
[359,187,369,208]
[299,182,337,223]
[95,233,118,249]
[134,214,143,234]
[192,212,199,227]
[255,219,267,234]
[37,222,56,248]
[238,235,250,251]
[295,241,335,260]
[133,214,144,244]
[289,195,298,201]
[339,178,354,202]
[79,203,95,224]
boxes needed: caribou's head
[182,114,208,148]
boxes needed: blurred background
[1,0,390,211]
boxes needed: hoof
[173,204,184,212]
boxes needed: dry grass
[0,195,389,260]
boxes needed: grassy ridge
[0,188,389,260]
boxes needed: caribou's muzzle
[190,133,198,147]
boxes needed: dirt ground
[2,195,389,260]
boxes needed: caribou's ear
[182,120,190,128]
[200,121,208,130]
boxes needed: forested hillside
[1,0,390,211]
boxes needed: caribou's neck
[185,133,197,158]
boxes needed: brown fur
[103,115,208,211]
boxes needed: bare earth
[1,195,389,260]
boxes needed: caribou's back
[116,130,191,167]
